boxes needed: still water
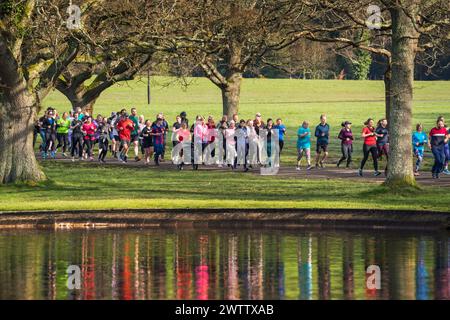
[0,228,448,300]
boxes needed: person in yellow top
[56,112,71,157]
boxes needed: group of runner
[34,107,450,178]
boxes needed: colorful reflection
[0,229,448,300]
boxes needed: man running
[117,112,135,163]
[314,114,330,168]
[129,108,141,162]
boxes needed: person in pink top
[81,116,97,161]
[192,116,207,169]
[225,120,237,169]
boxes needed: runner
[141,120,154,165]
[175,122,192,170]
[117,113,135,163]
[152,116,166,166]
[296,121,312,170]
[412,123,428,176]
[81,116,97,161]
[428,119,448,179]
[236,119,249,171]
[56,111,70,157]
[358,118,381,177]
[437,116,450,175]
[314,114,330,168]
[376,118,389,175]
[129,108,141,162]
[225,120,237,169]
[108,112,120,158]
[273,118,286,158]
[70,112,84,161]
[42,108,57,159]
[97,116,110,163]
[337,121,353,168]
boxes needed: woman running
[376,118,389,174]
[175,122,192,170]
[42,109,57,159]
[224,120,237,169]
[70,112,84,161]
[428,119,448,179]
[412,123,428,176]
[337,121,353,168]
[296,121,312,170]
[141,120,154,165]
[81,116,97,161]
[56,111,71,157]
[97,117,110,163]
[358,118,382,177]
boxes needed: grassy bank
[2,77,448,212]
[1,162,449,212]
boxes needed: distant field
[42,77,450,166]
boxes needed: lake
[0,227,448,300]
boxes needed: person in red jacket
[428,119,449,179]
[358,118,382,177]
[116,113,135,163]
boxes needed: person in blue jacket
[412,123,428,176]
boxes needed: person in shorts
[297,121,312,170]
[314,114,330,168]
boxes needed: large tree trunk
[0,83,45,184]
[383,63,392,122]
[385,2,419,188]
[221,72,242,118]
[70,96,97,116]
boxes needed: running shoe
[358,169,363,177]
[442,169,450,175]
[306,165,312,170]
[296,167,300,171]
[374,171,382,176]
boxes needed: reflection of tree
[226,235,240,300]
[434,236,449,300]
[342,235,354,300]
[317,236,330,300]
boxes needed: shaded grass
[1,161,449,212]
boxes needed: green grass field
[1,77,450,212]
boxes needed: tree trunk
[221,73,242,118]
[70,97,97,116]
[384,2,419,188]
[0,84,45,184]
[383,63,392,123]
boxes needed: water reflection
[0,228,448,300]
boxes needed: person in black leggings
[70,112,84,160]
[358,118,382,177]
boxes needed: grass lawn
[1,77,449,212]
[0,161,449,212]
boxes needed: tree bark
[0,83,45,184]
[383,63,392,123]
[385,2,419,188]
[221,72,242,118]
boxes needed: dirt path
[38,153,450,187]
